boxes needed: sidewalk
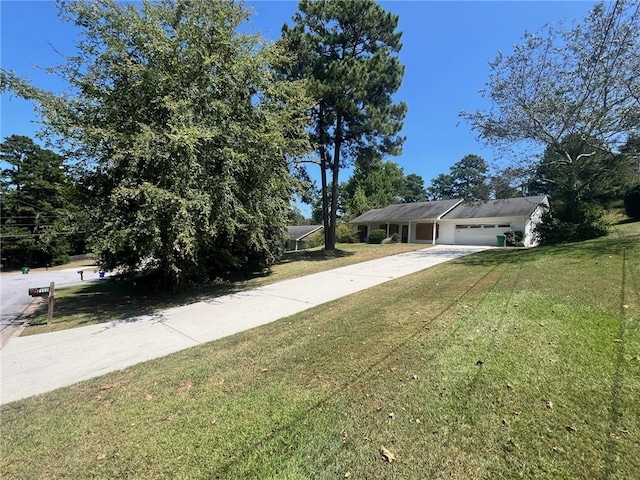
[0,245,489,404]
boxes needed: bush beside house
[368,229,386,244]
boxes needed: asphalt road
[0,267,111,333]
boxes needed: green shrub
[534,206,608,245]
[504,230,524,247]
[335,223,357,243]
[624,184,640,219]
[368,229,386,244]
[304,231,324,249]
[391,232,400,243]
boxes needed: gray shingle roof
[441,195,548,219]
[349,199,462,223]
[286,225,323,241]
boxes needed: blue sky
[1,0,598,212]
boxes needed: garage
[453,223,512,246]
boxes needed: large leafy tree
[527,134,635,213]
[427,154,490,201]
[0,135,75,267]
[2,0,310,286]
[280,0,407,250]
[461,0,640,233]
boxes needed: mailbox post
[47,281,55,325]
[28,283,55,325]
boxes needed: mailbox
[28,287,50,297]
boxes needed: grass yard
[22,242,426,335]
[2,223,639,479]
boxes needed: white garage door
[454,224,511,246]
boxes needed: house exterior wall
[352,208,544,246]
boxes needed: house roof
[349,196,549,224]
[349,199,462,223]
[441,195,548,219]
[286,225,323,241]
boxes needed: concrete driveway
[0,245,489,404]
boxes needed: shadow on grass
[278,248,355,264]
[26,250,356,330]
[27,278,247,329]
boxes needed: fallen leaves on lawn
[100,384,113,391]
[145,394,153,401]
[552,446,565,454]
[566,425,577,433]
[380,446,396,462]
[546,400,553,409]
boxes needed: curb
[0,297,43,349]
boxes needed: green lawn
[23,242,427,335]
[2,223,638,479]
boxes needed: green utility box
[496,235,506,247]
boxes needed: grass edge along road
[23,242,427,336]
[2,222,639,479]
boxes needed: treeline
[0,135,88,269]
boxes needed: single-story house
[349,195,549,247]
[285,225,323,251]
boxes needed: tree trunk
[327,112,343,251]
[321,152,329,247]
[318,105,330,248]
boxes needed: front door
[401,225,409,243]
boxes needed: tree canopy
[427,154,490,201]
[341,151,406,219]
[461,0,639,237]
[280,0,407,250]
[2,0,311,285]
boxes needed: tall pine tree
[281,0,407,250]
